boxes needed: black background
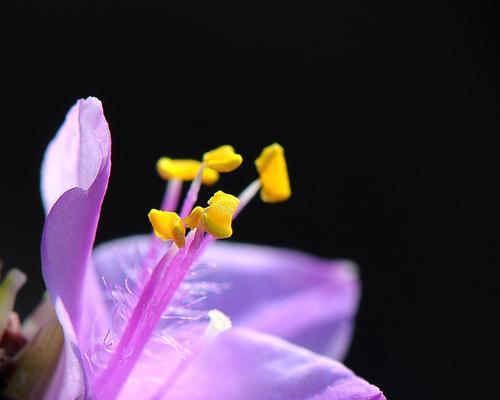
[0,2,498,399]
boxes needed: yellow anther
[148,209,186,248]
[156,157,219,185]
[185,191,239,238]
[203,191,239,239]
[203,145,243,173]
[255,143,291,203]
[184,206,204,230]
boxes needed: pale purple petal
[111,325,210,400]
[202,242,360,360]
[42,301,87,400]
[41,97,111,214]
[92,236,359,360]
[165,327,385,400]
[40,97,111,395]
[92,235,151,299]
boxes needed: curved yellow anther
[203,191,239,238]
[156,157,219,185]
[148,209,186,248]
[255,143,291,203]
[203,145,243,173]
[184,206,205,230]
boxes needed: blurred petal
[40,97,111,394]
[92,236,359,360]
[166,327,385,400]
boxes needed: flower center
[92,143,290,399]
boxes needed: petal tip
[41,96,111,214]
[334,259,360,281]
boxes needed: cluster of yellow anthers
[148,143,291,248]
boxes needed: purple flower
[39,97,385,399]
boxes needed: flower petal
[40,97,111,394]
[92,236,359,360]
[42,301,87,400]
[201,242,360,360]
[41,97,111,214]
[165,327,385,400]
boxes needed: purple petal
[166,327,385,400]
[41,97,111,214]
[201,242,360,360]
[40,97,111,395]
[92,235,151,290]
[92,236,359,360]
[42,318,87,400]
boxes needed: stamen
[235,178,261,217]
[183,191,239,239]
[160,179,182,212]
[203,145,243,172]
[197,182,259,253]
[143,179,183,270]
[144,176,183,273]
[204,191,239,239]
[148,209,186,248]
[176,145,242,219]
[95,142,290,397]
[197,145,290,253]
[156,157,219,185]
[183,206,204,230]
[94,228,205,399]
[255,143,291,203]
[179,164,205,218]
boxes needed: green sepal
[1,320,63,399]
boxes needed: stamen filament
[179,164,205,219]
[235,178,261,218]
[198,179,262,254]
[93,241,180,398]
[93,228,205,399]
[160,179,182,212]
